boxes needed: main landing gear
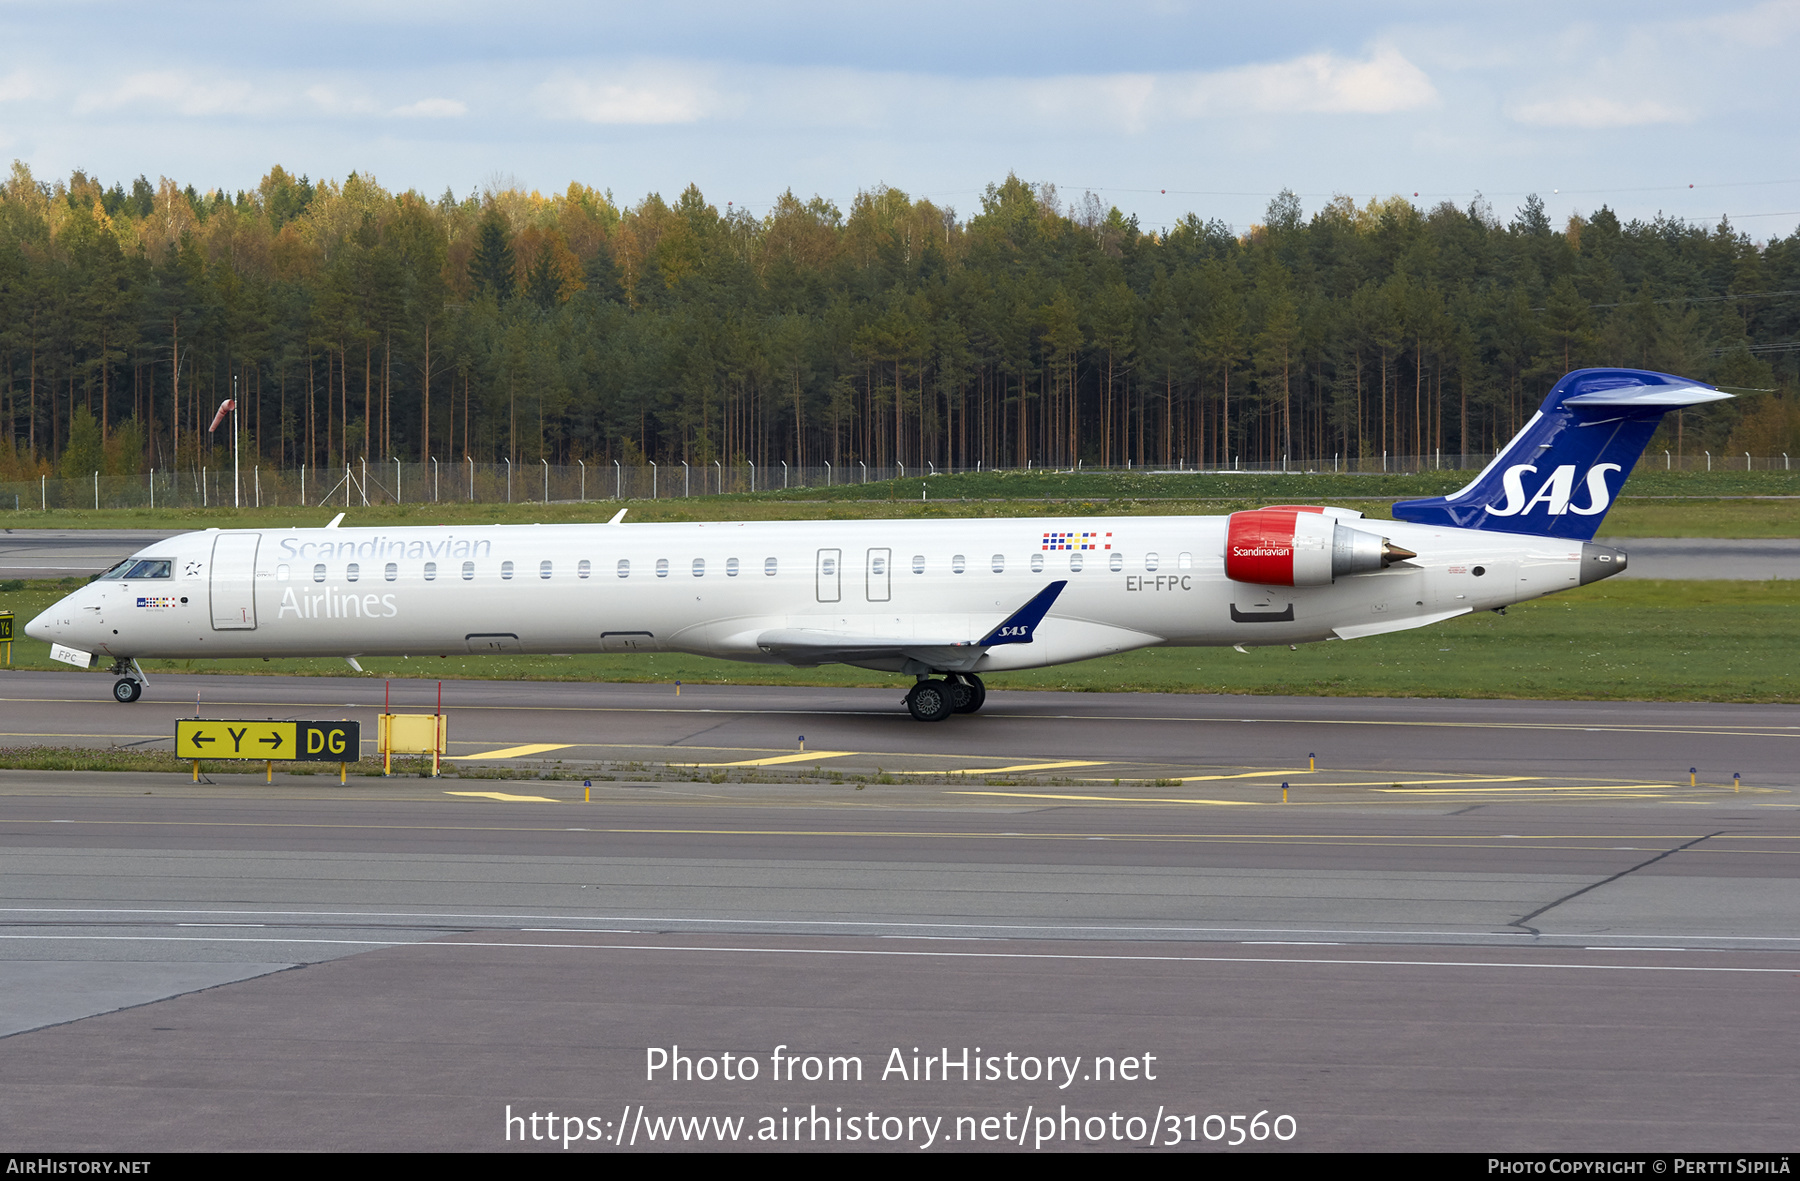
[905,673,985,722]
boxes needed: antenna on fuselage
[608,509,627,525]
[325,513,345,529]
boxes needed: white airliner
[27,369,1726,721]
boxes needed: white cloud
[1700,0,1800,46]
[1176,45,1439,116]
[304,85,381,116]
[392,97,466,118]
[1509,94,1689,129]
[74,71,259,116]
[537,73,715,124]
[0,72,40,103]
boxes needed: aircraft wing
[755,581,1068,672]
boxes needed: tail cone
[1381,541,1417,567]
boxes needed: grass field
[0,493,1795,537]
[3,468,1794,535]
[3,577,1791,704]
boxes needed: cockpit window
[98,560,133,580]
[123,559,172,579]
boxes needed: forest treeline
[4,162,1800,484]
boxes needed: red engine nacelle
[1224,508,1410,586]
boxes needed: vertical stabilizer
[1390,368,1730,540]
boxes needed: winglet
[325,512,345,529]
[978,581,1068,647]
[608,509,627,525]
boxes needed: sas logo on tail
[1485,463,1621,517]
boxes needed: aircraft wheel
[112,678,142,704]
[905,679,956,722]
[951,674,986,714]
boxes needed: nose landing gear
[106,658,147,703]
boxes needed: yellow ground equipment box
[378,713,448,776]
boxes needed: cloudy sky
[4,0,1799,236]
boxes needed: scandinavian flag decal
[1041,531,1112,551]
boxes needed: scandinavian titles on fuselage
[277,587,399,620]
[278,535,493,560]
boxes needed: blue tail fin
[1391,368,1730,540]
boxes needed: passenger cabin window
[1030,553,1044,573]
[1070,552,1084,572]
[952,554,966,574]
[461,561,475,581]
[617,559,630,578]
[424,562,437,581]
[764,557,777,576]
[346,563,360,582]
[1145,552,1160,572]
[1109,552,1123,572]
[1178,552,1192,569]
[872,555,886,575]
[501,561,514,581]
[693,558,705,577]
[912,555,925,574]
[276,564,290,581]
[656,559,669,578]
[991,554,1005,573]
[578,560,591,579]
[313,564,327,583]
[726,558,739,577]
[385,562,398,581]
[821,556,836,576]
[540,560,552,580]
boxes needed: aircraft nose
[24,607,58,642]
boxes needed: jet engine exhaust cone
[1381,541,1418,567]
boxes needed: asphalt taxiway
[0,674,1794,1151]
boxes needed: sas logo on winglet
[1485,464,1621,517]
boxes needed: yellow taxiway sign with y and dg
[175,719,360,761]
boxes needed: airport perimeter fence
[2,449,1792,513]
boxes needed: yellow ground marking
[1170,770,1316,782]
[948,790,1258,806]
[1373,784,1680,794]
[690,751,857,767]
[444,791,560,802]
[951,760,1108,774]
[888,760,1109,776]
[1303,777,1541,787]
[446,743,572,760]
